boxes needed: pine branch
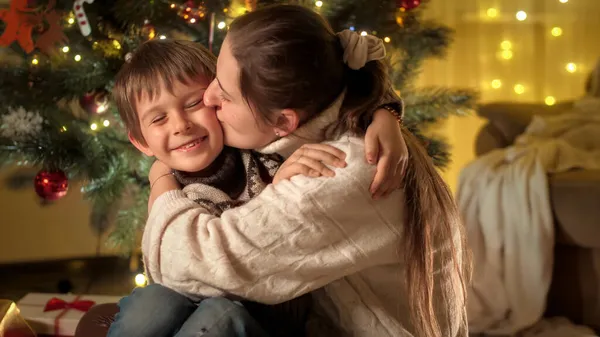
[403,87,479,125]
[105,186,149,255]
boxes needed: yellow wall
[0,167,116,263]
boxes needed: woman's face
[204,37,279,150]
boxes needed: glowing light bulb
[61,126,67,132]
[31,58,39,65]
[190,18,196,23]
[500,40,512,50]
[68,18,75,24]
[135,273,147,287]
[62,46,69,53]
[545,96,556,106]
[514,84,525,94]
[559,0,568,3]
[159,35,167,40]
[487,8,498,18]
[103,120,110,127]
[315,0,323,7]
[170,3,176,8]
[565,63,577,73]
[217,21,226,29]
[74,54,81,62]
[551,27,563,37]
[384,37,391,43]
[491,79,502,89]
[360,31,367,36]
[501,50,513,60]
[516,11,527,21]
[90,123,98,130]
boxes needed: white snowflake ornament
[0,107,45,141]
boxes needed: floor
[0,256,137,302]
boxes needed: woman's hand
[273,143,347,184]
[364,108,408,199]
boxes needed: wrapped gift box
[17,293,123,336]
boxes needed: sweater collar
[256,92,345,158]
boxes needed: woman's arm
[142,136,403,304]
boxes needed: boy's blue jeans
[107,284,270,337]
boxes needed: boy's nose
[172,114,191,135]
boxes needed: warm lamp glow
[315,0,323,7]
[486,8,498,18]
[545,96,556,106]
[90,123,98,130]
[566,63,577,73]
[501,50,513,60]
[514,84,525,94]
[135,273,147,287]
[491,79,502,89]
[516,11,527,21]
[384,37,391,43]
[500,40,512,50]
[551,27,563,37]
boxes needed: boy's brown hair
[113,39,216,145]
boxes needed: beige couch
[475,102,600,330]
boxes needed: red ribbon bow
[43,296,96,336]
[43,297,96,312]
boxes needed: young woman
[145,5,469,337]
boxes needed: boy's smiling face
[130,75,224,173]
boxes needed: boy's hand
[273,144,347,184]
[365,108,408,199]
[149,160,172,185]
[148,160,179,212]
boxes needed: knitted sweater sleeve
[141,136,404,304]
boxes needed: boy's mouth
[174,137,207,152]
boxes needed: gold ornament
[395,10,404,27]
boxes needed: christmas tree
[0,0,477,252]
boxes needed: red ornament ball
[79,89,110,115]
[398,0,421,10]
[34,170,69,201]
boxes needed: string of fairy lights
[484,0,581,106]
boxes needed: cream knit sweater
[142,96,467,337]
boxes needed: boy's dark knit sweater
[172,146,311,337]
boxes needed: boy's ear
[128,131,154,157]
[272,108,300,137]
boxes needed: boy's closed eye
[151,115,166,124]
[185,99,203,109]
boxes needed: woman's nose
[204,79,221,108]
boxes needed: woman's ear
[273,108,300,137]
[128,132,154,157]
